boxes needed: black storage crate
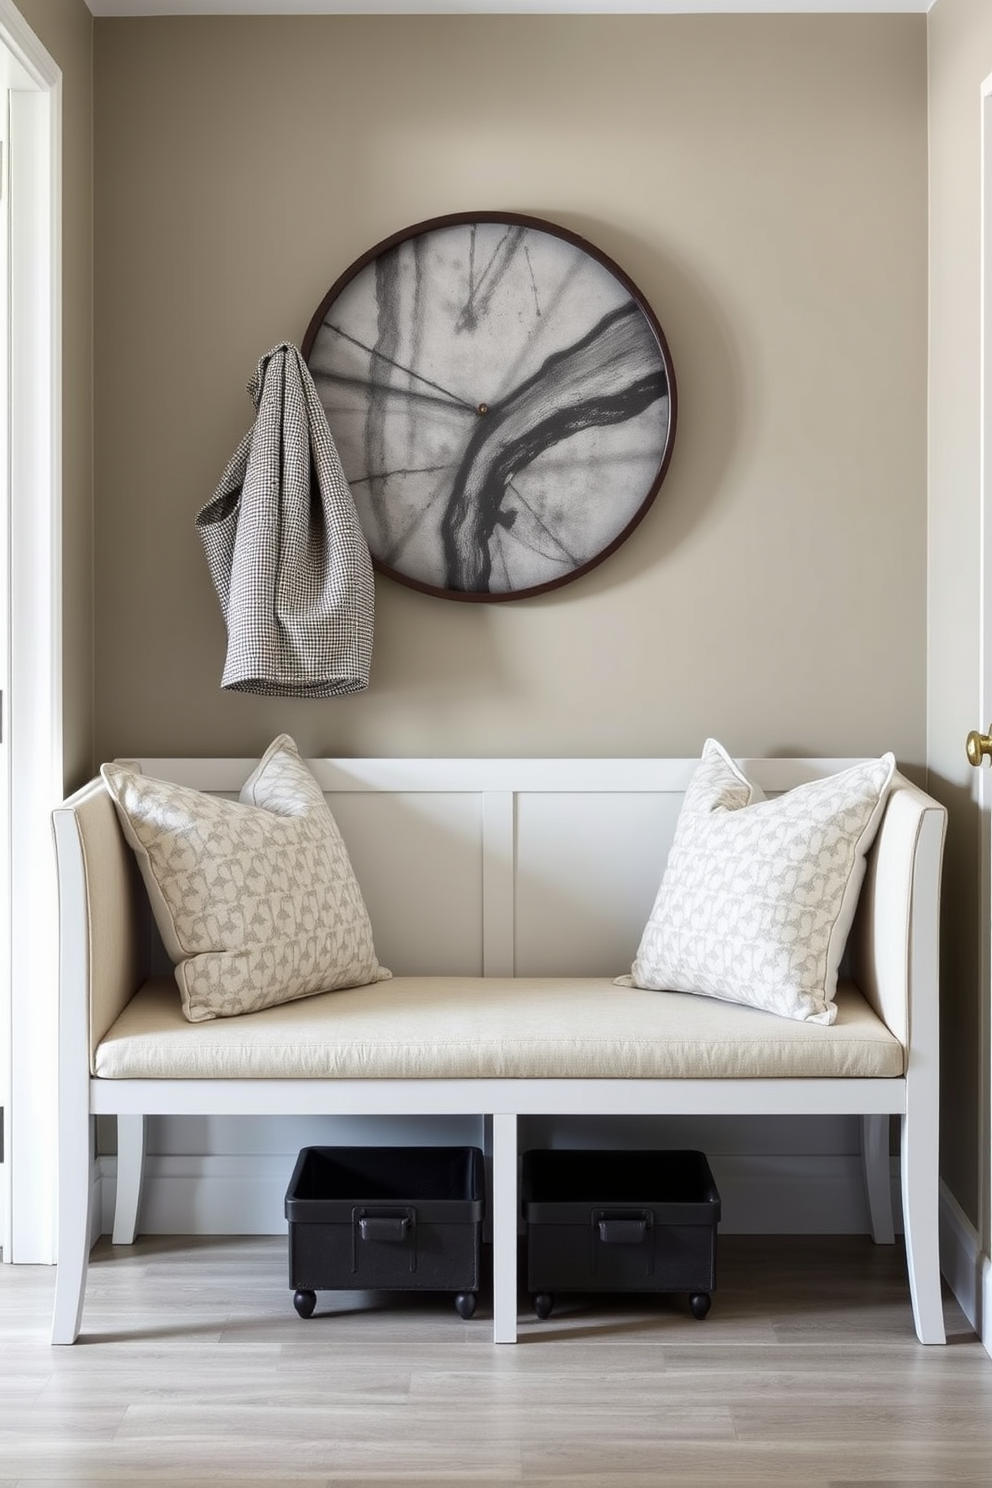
[522,1148,721,1320]
[285,1146,485,1319]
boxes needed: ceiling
[83,1,936,16]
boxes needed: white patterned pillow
[101,734,390,1022]
[621,739,896,1024]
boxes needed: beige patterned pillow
[101,734,390,1022]
[620,739,895,1024]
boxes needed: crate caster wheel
[293,1289,317,1319]
[532,1292,555,1320]
[689,1292,711,1320]
[454,1291,477,1320]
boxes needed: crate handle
[359,1215,411,1243]
[596,1211,651,1245]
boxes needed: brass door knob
[966,729,992,767]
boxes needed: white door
[965,71,992,1355]
[0,68,9,1260]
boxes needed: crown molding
[83,1,936,17]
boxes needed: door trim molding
[979,69,992,1311]
[0,1,63,1264]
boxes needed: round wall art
[302,211,677,602]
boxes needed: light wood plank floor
[0,1233,990,1487]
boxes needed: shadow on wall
[924,765,985,1225]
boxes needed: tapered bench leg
[900,1106,945,1344]
[491,1111,518,1343]
[51,1112,93,1345]
[861,1113,895,1244]
[112,1114,146,1245]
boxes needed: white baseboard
[710,1153,885,1234]
[938,1178,991,1357]
[98,1150,888,1239]
[90,1157,103,1249]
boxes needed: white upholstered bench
[51,753,947,1345]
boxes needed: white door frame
[978,69,992,1354]
[0,1,62,1265]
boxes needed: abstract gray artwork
[304,215,676,600]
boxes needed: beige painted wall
[928,0,992,1237]
[12,0,92,791]
[93,14,928,768]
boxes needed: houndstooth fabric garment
[196,342,374,697]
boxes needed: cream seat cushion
[93,975,903,1081]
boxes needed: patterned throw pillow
[621,739,896,1024]
[101,734,390,1022]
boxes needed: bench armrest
[848,772,947,1049]
[54,777,150,1072]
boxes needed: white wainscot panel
[330,790,484,975]
[514,791,681,975]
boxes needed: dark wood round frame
[302,211,677,603]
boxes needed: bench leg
[51,1113,93,1345]
[491,1112,518,1344]
[112,1114,147,1245]
[861,1114,895,1244]
[900,1107,946,1344]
